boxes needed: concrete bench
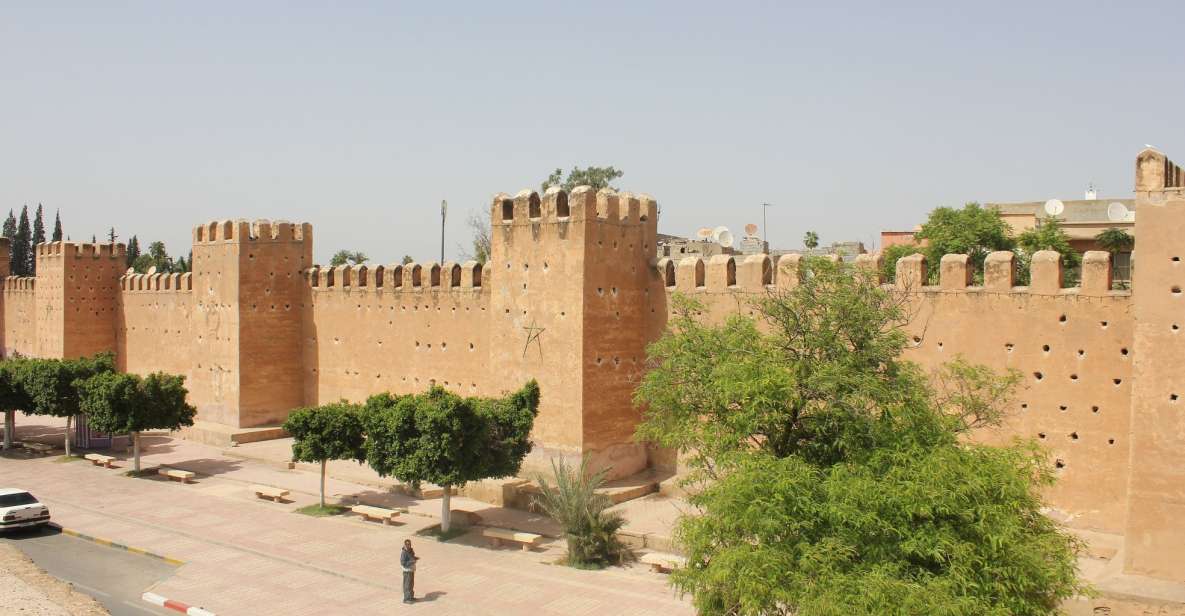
[158,468,196,483]
[351,504,403,525]
[482,527,543,552]
[84,453,116,468]
[24,442,54,454]
[640,552,687,573]
[251,484,289,502]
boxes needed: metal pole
[440,200,447,263]
[762,203,771,248]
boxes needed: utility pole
[762,203,772,248]
[440,200,447,263]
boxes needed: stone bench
[351,504,403,525]
[24,442,54,454]
[640,552,687,573]
[158,468,196,483]
[482,527,543,552]
[84,453,115,468]
[251,484,289,502]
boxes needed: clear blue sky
[2,2,1182,264]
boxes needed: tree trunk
[441,486,452,533]
[320,460,326,508]
[133,432,141,473]
[64,415,72,457]
[3,410,12,450]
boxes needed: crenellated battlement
[35,241,126,259]
[119,271,193,292]
[2,276,36,292]
[657,249,1127,298]
[489,186,658,228]
[192,219,312,243]
[304,260,486,292]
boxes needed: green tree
[803,230,819,250]
[329,250,368,267]
[1094,227,1133,254]
[0,359,34,450]
[126,235,140,269]
[283,402,367,507]
[14,205,31,277]
[542,166,624,192]
[915,203,1014,281]
[2,210,15,276]
[401,255,414,265]
[30,205,45,276]
[77,371,196,473]
[51,210,63,242]
[634,259,1083,615]
[17,354,115,457]
[1017,217,1081,284]
[533,456,629,567]
[880,243,923,282]
[131,241,174,274]
[364,381,539,532]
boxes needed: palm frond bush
[533,456,630,567]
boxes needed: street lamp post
[762,203,772,248]
[440,200,447,263]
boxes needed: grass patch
[295,504,348,517]
[52,455,84,463]
[123,468,155,477]
[415,524,469,542]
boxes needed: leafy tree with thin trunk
[126,235,140,268]
[18,354,114,457]
[461,210,490,264]
[0,359,33,450]
[915,202,1015,283]
[364,381,539,533]
[77,371,196,473]
[879,243,923,282]
[534,456,628,567]
[51,210,63,242]
[283,402,367,507]
[401,255,414,265]
[803,230,819,249]
[634,258,1083,616]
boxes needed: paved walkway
[3,416,693,615]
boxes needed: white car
[0,488,51,531]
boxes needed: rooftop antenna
[762,203,772,246]
[440,200,447,263]
[1043,199,1065,217]
[1085,183,1098,200]
[712,226,734,249]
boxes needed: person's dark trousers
[403,571,415,601]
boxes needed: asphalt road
[1,525,176,616]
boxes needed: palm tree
[533,456,629,567]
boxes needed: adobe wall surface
[2,148,1184,578]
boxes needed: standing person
[401,539,420,603]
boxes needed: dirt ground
[0,542,109,616]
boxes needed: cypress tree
[14,206,31,277]
[107,227,116,244]
[30,204,45,276]
[51,210,63,242]
[2,211,15,276]
[126,235,140,268]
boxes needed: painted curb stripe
[51,524,185,565]
[164,598,190,613]
[142,592,166,606]
[189,608,217,616]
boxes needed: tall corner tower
[34,242,125,359]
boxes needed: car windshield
[0,492,38,507]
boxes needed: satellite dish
[712,226,734,248]
[744,223,758,236]
[695,227,713,239]
[1043,199,1065,217]
[1106,202,1130,222]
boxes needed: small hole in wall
[1121,347,1129,356]
[1070,374,1079,381]
[1020,403,1029,410]
[1108,438,1116,445]
[1175,256,1181,262]
[1054,459,1065,470]
[1058,314,1067,323]
[1172,394,1179,402]
[1042,344,1050,353]
[1070,432,1079,441]
[1091,406,1100,413]
[1058,405,1067,412]
[1174,324,1181,332]
[1077,349,1086,358]
[1113,378,1123,386]
[1174,286,1183,296]
[937,342,944,350]
[913,336,922,344]
[1033,372,1044,381]
[1005,343,1014,352]
[1038,432,1047,440]
[1100,321,1109,329]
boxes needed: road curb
[49,523,186,566]
[142,591,216,616]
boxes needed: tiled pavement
[3,419,693,615]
